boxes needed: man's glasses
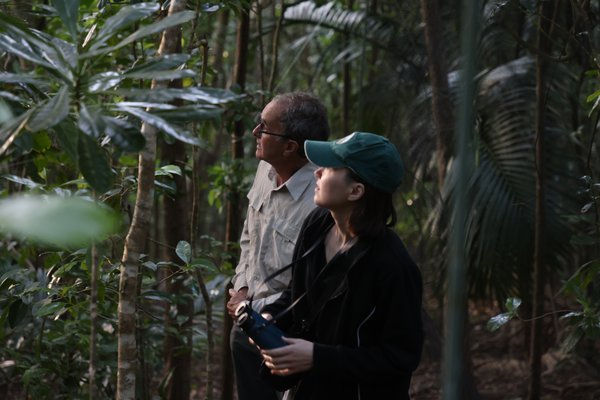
[255,121,294,140]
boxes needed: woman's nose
[314,168,323,179]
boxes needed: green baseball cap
[304,131,404,193]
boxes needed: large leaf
[103,116,145,152]
[113,87,242,104]
[117,104,201,146]
[0,194,120,247]
[125,69,196,81]
[52,0,79,42]
[55,121,79,164]
[86,2,161,52]
[83,9,196,58]
[87,71,123,93]
[126,54,190,75]
[153,104,223,123]
[28,85,71,132]
[0,72,48,87]
[78,103,104,138]
[77,133,113,193]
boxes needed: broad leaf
[126,53,190,75]
[153,104,223,123]
[28,85,71,132]
[118,105,201,146]
[87,71,123,93]
[486,312,512,332]
[155,165,182,177]
[0,72,47,87]
[87,2,161,51]
[83,10,196,58]
[78,103,104,138]
[0,194,120,247]
[114,87,242,104]
[176,241,192,264]
[103,116,145,151]
[52,0,79,42]
[2,175,43,189]
[77,134,113,193]
[125,68,196,81]
[55,121,79,164]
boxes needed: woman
[259,132,423,400]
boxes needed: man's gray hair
[272,92,330,158]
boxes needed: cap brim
[304,140,346,168]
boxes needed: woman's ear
[348,182,365,202]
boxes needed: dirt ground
[409,303,600,400]
[191,301,600,400]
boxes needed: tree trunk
[221,6,249,400]
[212,8,230,88]
[89,244,98,400]
[529,1,555,399]
[420,0,454,188]
[163,138,193,400]
[116,2,188,399]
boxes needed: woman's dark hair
[272,92,330,158]
[345,169,397,238]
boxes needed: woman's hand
[261,337,314,376]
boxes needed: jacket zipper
[356,306,376,400]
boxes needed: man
[227,92,330,400]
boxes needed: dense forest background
[0,0,599,399]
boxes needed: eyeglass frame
[254,122,295,140]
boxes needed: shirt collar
[268,162,317,201]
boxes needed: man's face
[252,100,289,163]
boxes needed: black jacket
[261,207,423,400]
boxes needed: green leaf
[35,301,64,318]
[125,68,196,81]
[87,2,161,52]
[77,134,113,193]
[190,257,219,274]
[486,312,512,332]
[8,299,29,328]
[176,241,191,264]
[83,10,196,58]
[52,0,79,42]
[154,104,223,124]
[155,165,182,177]
[55,121,79,164]
[126,54,190,75]
[87,71,123,93]
[78,103,104,138]
[118,104,201,145]
[114,87,242,104]
[0,195,120,247]
[28,86,71,132]
[0,72,48,87]
[505,297,521,313]
[2,175,43,189]
[103,117,145,152]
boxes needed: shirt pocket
[268,222,301,290]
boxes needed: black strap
[276,238,371,329]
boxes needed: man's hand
[227,287,249,318]
[261,337,314,376]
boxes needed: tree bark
[420,0,454,188]
[163,138,193,400]
[116,2,188,399]
[529,1,555,399]
[221,6,249,400]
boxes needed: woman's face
[314,167,357,209]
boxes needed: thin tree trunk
[342,0,354,135]
[212,9,230,88]
[190,38,217,400]
[163,138,193,400]
[89,243,98,400]
[529,1,554,399]
[221,7,249,400]
[116,2,188,399]
[420,0,454,188]
[267,0,284,93]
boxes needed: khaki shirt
[232,160,318,311]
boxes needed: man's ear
[282,139,300,157]
[348,182,365,202]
